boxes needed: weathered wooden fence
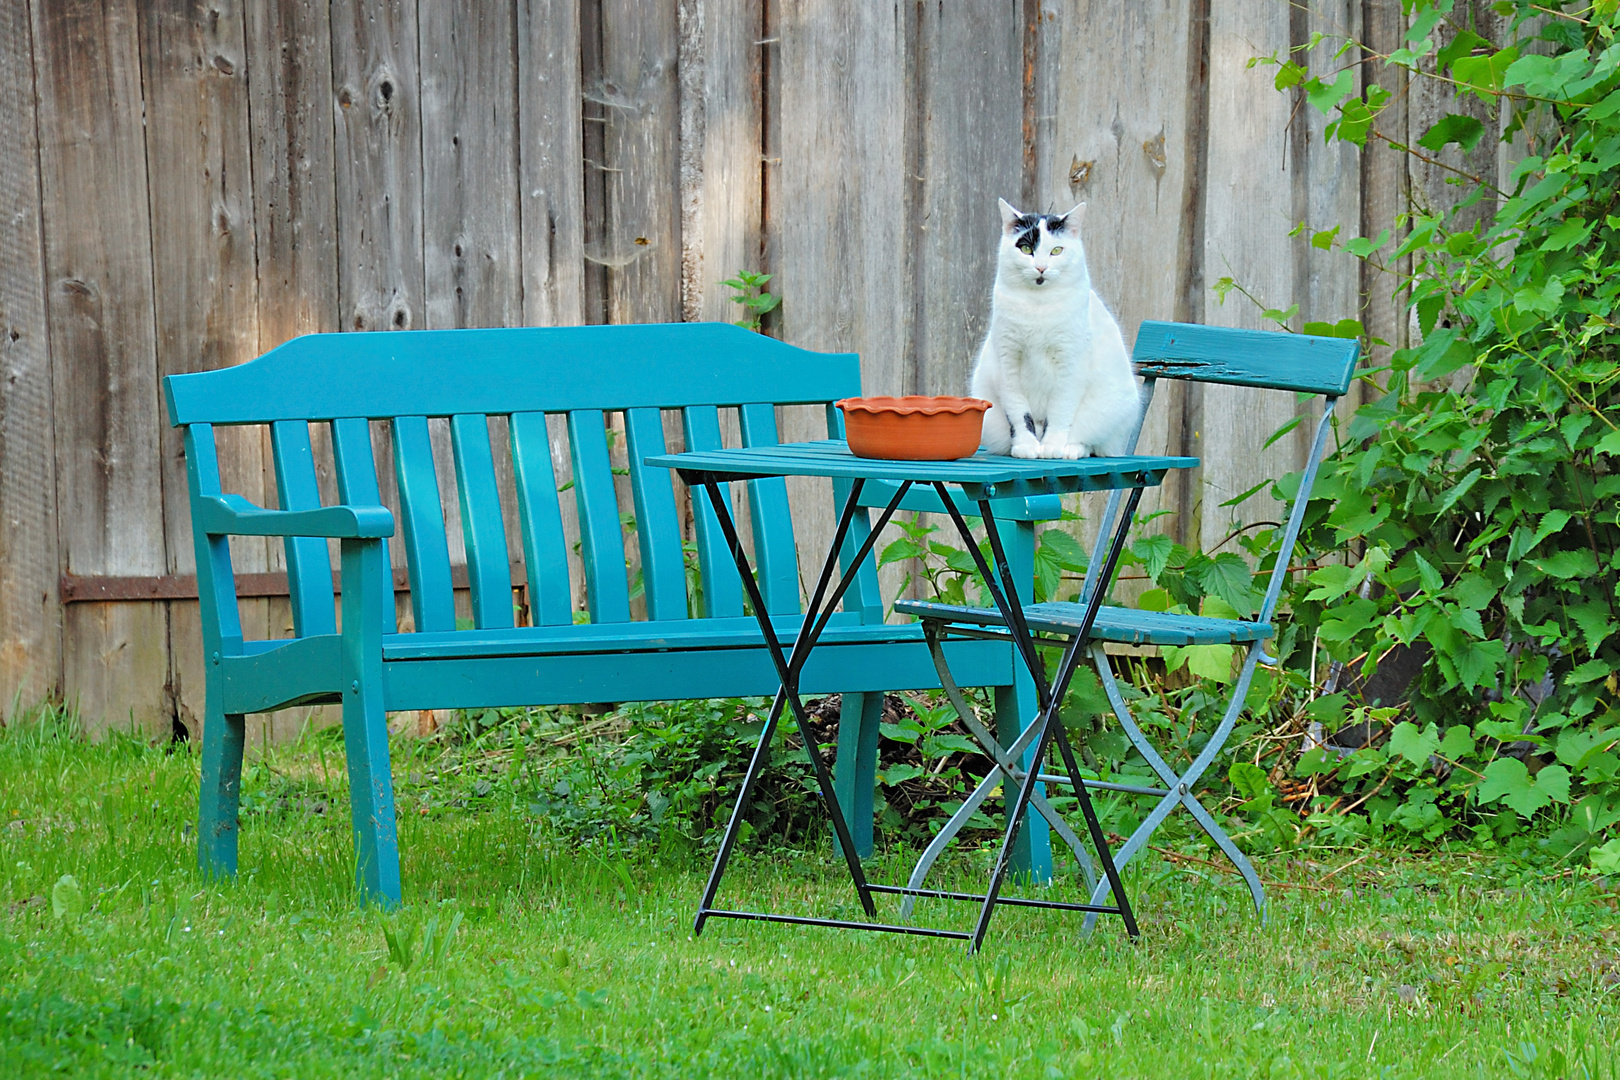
[0,0,1507,737]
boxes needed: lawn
[2,707,1616,1079]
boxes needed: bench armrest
[855,480,1064,522]
[198,494,395,539]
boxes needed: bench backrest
[165,322,867,645]
[1081,321,1361,621]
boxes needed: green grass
[2,706,1617,1079]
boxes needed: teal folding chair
[897,321,1360,925]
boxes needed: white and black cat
[970,199,1140,459]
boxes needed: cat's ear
[1055,203,1086,232]
[998,198,1024,232]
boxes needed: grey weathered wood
[1199,0,1301,553]
[776,0,909,595]
[596,0,681,323]
[517,0,587,612]
[1358,0,1408,402]
[33,0,172,736]
[331,0,425,334]
[1052,0,1200,559]
[138,0,271,739]
[420,0,525,580]
[0,0,60,714]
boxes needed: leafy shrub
[1253,0,1620,859]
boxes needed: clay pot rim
[835,395,992,417]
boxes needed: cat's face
[997,199,1086,288]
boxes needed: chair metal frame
[899,321,1358,926]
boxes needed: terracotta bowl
[835,396,991,460]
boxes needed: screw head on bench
[210,652,219,665]
[351,681,358,693]
[1178,782,1188,795]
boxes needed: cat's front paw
[1009,438,1041,459]
[1061,442,1092,460]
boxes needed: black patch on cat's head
[1011,215,1044,253]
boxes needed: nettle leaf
[1228,761,1270,801]
[1389,721,1441,767]
[1531,549,1598,580]
[1191,553,1257,617]
[1413,552,1445,594]
[1596,429,1620,457]
[1132,534,1175,581]
[1417,113,1486,153]
[1184,642,1236,683]
[1568,602,1617,652]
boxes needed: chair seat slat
[623,408,689,621]
[568,410,631,623]
[509,412,574,626]
[392,416,457,632]
[451,415,515,630]
[330,418,399,633]
[738,404,800,615]
[270,420,337,637]
[682,406,744,618]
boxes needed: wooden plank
[0,0,60,714]
[678,0,763,324]
[909,1,1022,397]
[330,0,424,333]
[137,0,271,740]
[1051,0,1199,557]
[245,0,339,351]
[775,0,909,594]
[1359,0,1408,398]
[1198,0,1300,553]
[517,0,588,616]
[33,0,171,737]
[595,0,681,324]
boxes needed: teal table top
[648,440,1198,500]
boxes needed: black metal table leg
[932,478,1148,950]
[690,472,914,935]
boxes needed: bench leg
[340,538,401,907]
[197,703,245,879]
[833,691,882,859]
[996,677,1053,883]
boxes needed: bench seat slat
[451,414,515,629]
[381,611,904,660]
[682,405,744,617]
[392,416,458,632]
[623,407,688,621]
[330,418,399,633]
[894,599,1274,647]
[568,409,631,623]
[270,420,337,637]
[508,412,573,626]
[738,404,800,615]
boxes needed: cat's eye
[1050,246,1064,255]
[1018,243,1034,254]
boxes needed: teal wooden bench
[164,322,1062,904]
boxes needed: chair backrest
[166,322,867,646]
[1081,321,1361,622]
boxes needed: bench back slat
[270,420,338,637]
[508,412,574,626]
[184,423,243,648]
[392,416,458,632]
[623,408,689,621]
[738,403,801,615]
[451,414,515,630]
[331,417,399,633]
[681,405,745,619]
[1133,321,1360,395]
[568,409,632,624]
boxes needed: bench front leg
[833,692,884,859]
[339,536,401,906]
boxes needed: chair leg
[833,691,882,859]
[197,704,245,879]
[1183,796,1268,923]
[341,679,401,906]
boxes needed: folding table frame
[653,444,1193,951]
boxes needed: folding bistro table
[649,440,1195,951]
